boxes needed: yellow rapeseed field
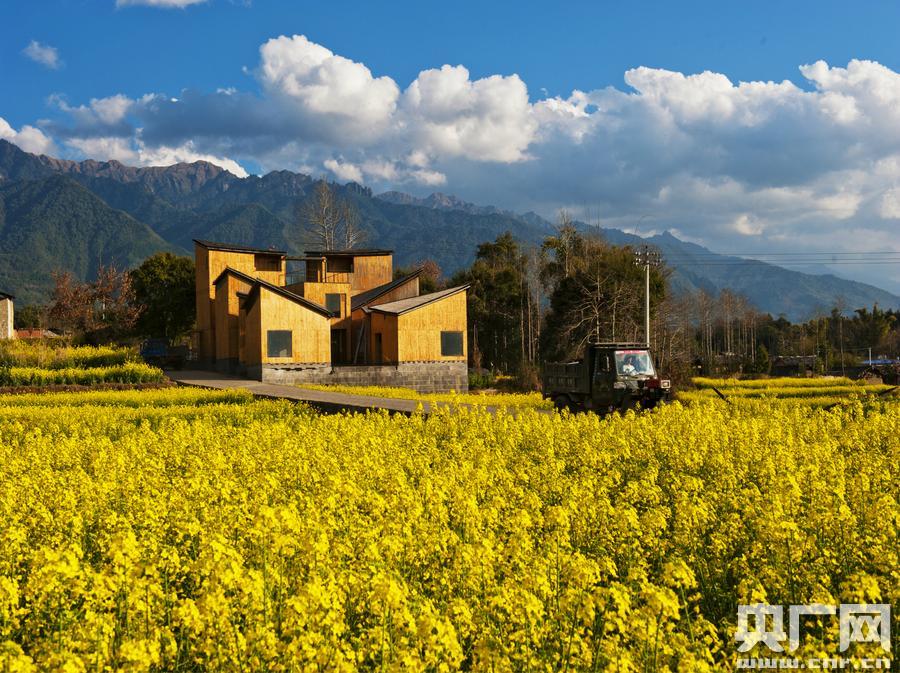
[297,383,552,409]
[0,342,137,369]
[679,376,895,406]
[0,389,896,671]
[0,343,164,387]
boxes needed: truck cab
[542,342,671,413]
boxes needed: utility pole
[635,246,661,349]
[839,314,845,377]
[645,254,650,348]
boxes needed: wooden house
[194,239,469,391]
[0,292,13,340]
[291,249,394,363]
[350,270,422,362]
[240,279,332,368]
[365,286,468,364]
[195,240,285,364]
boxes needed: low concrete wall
[247,361,468,393]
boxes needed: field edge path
[167,369,442,415]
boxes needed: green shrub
[0,341,137,369]
[0,362,164,387]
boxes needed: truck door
[593,350,615,410]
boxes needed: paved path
[167,369,442,415]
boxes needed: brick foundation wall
[249,361,468,393]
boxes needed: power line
[658,251,900,266]
[659,260,900,266]
[664,251,900,257]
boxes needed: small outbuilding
[0,292,13,340]
[366,286,469,365]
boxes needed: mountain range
[0,139,897,321]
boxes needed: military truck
[542,342,671,413]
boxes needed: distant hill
[595,229,900,319]
[0,175,181,302]
[0,139,897,319]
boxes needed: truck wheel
[553,395,570,412]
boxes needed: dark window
[267,330,292,358]
[440,331,464,356]
[255,254,281,272]
[595,354,611,374]
[325,293,342,316]
[328,257,353,273]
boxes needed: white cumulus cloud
[258,35,399,143]
[402,65,536,162]
[116,0,207,7]
[22,41,62,69]
[0,117,56,155]
[64,135,247,177]
[18,38,900,290]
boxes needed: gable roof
[244,277,332,317]
[194,239,286,256]
[211,266,259,287]
[369,285,468,316]
[351,269,422,312]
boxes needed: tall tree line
[452,219,899,382]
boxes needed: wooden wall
[195,243,285,359]
[302,253,392,293]
[244,297,262,366]
[301,282,351,319]
[368,312,399,364]
[238,301,248,364]
[256,286,330,364]
[375,276,419,305]
[346,254,392,292]
[305,259,325,282]
[194,243,214,358]
[349,275,418,363]
[0,297,13,340]
[300,281,352,359]
[397,291,468,362]
[214,274,253,362]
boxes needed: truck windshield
[614,350,655,377]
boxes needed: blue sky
[2,0,900,292]
[4,0,900,128]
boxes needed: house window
[440,331,464,356]
[255,254,281,272]
[267,330,292,358]
[325,293,342,317]
[328,257,353,273]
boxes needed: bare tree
[555,209,577,279]
[299,181,341,249]
[299,180,367,250]
[340,199,367,249]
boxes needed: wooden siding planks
[397,290,468,362]
[214,274,253,362]
[256,286,331,364]
[195,243,285,360]
[348,254,392,292]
